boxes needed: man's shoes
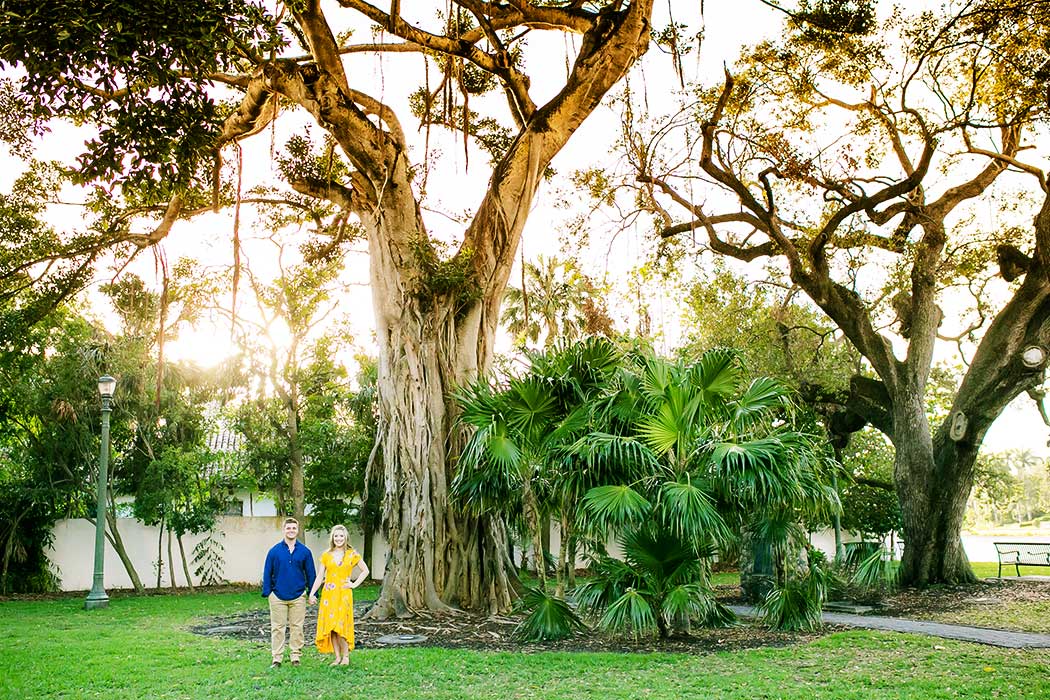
[270,661,281,669]
[291,659,300,667]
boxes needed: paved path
[727,605,1050,649]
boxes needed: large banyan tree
[0,0,656,615]
[620,1,1050,585]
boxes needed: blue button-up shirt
[262,540,316,601]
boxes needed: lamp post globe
[85,375,116,610]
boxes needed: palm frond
[657,479,730,546]
[660,582,717,623]
[452,378,507,428]
[639,355,673,400]
[450,431,523,515]
[567,432,660,485]
[573,556,641,615]
[759,577,823,631]
[731,376,789,429]
[485,428,523,472]
[692,347,741,400]
[637,403,686,457]
[851,548,899,591]
[513,586,586,642]
[698,600,738,628]
[620,524,701,582]
[598,588,658,638]
[581,484,652,533]
[760,552,833,631]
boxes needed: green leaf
[658,479,729,545]
[582,485,652,532]
[598,588,658,638]
[513,586,586,642]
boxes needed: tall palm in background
[501,256,595,348]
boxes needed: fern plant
[191,530,227,586]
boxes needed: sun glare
[166,323,242,368]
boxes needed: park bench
[994,541,1050,577]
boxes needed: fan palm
[452,336,624,590]
[501,255,592,348]
[453,374,560,588]
[575,348,837,635]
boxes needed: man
[262,517,316,668]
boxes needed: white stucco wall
[52,513,1013,593]
[46,516,389,592]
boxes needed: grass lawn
[970,562,1050,580]
[712,570,740,586]
[2,590,1049,700]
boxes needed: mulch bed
[879,576,1050,619]
[190,584,829,655]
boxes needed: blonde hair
[326,524,351,553]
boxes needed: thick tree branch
[217,73,276,147]
[808,139,935,277]
[961,126,1047,192]
[287,176,359,212]
[700,71,904,386]
[291,0,353,94]
[460,1,654,290]
[337,0,536,121]
[126,195,184,248]
[928,124,1022,220]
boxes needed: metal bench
[994,541,1050,577]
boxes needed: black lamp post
[85,375,117,610]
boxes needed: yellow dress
[315,548,361,652]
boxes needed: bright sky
[3,1,1048,453]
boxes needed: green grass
[711,570,740,587]
[2,591,1049,699]
[970,561,1050,579]
[924,600,1050,634]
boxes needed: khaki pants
[269,593,306,662]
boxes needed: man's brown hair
[283,517,299,527]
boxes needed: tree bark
[156,515,164,589]
[892,392,977,586]
[104,506,145,594]
[524,484,547,589]
[177,533,195,592]
[166,524,178,591]
[556,506,571,596]
[0,509,27,594]
[286,399,306,524]
[896,193,1050,584]
[366,266,518,616]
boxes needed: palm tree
[455,341,837,636]
[574,349,837,636]
[501,255,595,348]
[452,337,624,592]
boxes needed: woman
[308,524,370,665]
